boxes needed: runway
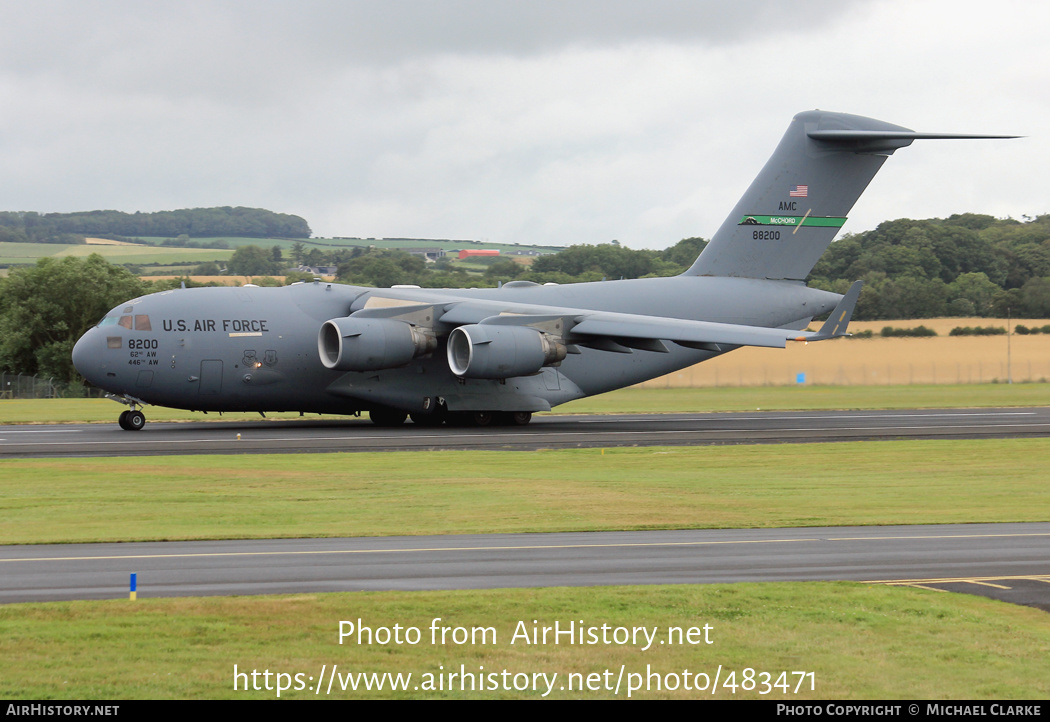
[3,407,1050,458]
[3,523,1049,608]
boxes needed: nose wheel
[118,409,146,431]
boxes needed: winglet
[798,280,863,341]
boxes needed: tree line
[808,214,1050,319]
[0,256,152,385]
[0,207,310,243]
[332,237,708,288]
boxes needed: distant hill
[0,207,311,242]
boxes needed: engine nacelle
[318,317,436,371]
[447,324,566,379]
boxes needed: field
[0,241,233,266]
[129,235,559,255]
[139,274,318,286]
[1,236,552,282]
[84,237,142,246]
[641,318,1050,388]
[0,237,558,266]
[303,237,557,255]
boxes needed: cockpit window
[98,313,151,330]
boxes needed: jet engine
[319,317,436,371]
[447,324,566,379]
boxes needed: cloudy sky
[0,0,1045,248]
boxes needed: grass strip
[2,440,1048,545]
[1,584,1047,699]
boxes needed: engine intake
[447,324,566,379]
[319,317,436,371]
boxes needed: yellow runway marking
[895,584,949,593]
[867,574,1043,585]
[966,580,1012,589]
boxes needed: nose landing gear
[118,409,146,431]
[108,394,148,431]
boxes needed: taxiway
[2,523,1048,608]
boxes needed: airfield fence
[0,373,104,399]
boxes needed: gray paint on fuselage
[73,276,832,414]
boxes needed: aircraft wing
[353,280,862,351]
[568,279,861,349]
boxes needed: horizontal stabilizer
[809,130,1020,140]
[808,130,1020,153]
[803,280,863,341]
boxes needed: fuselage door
[542,366,561,391]
[200,360,223,396]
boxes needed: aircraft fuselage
[72,276,837,417]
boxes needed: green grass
[2,440,1048,544]
[2,383,1047,425]
[2,584,1047,699]
[63,248,233,265]
[0,242,233,266]
[138,264,211,275]
[0,242,72,263]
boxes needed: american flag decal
[789,184,809,198]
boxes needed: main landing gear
[369,408,409,427]
[370,407,533,428]
[425,410,532,427]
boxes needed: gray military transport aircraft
[72,110,1014,430]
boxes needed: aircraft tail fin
[684,110,1016,281]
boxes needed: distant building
[297,265,339,276]
[457,249,500,260]
[402,248,446,262]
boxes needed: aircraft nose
[72,328,103,385]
